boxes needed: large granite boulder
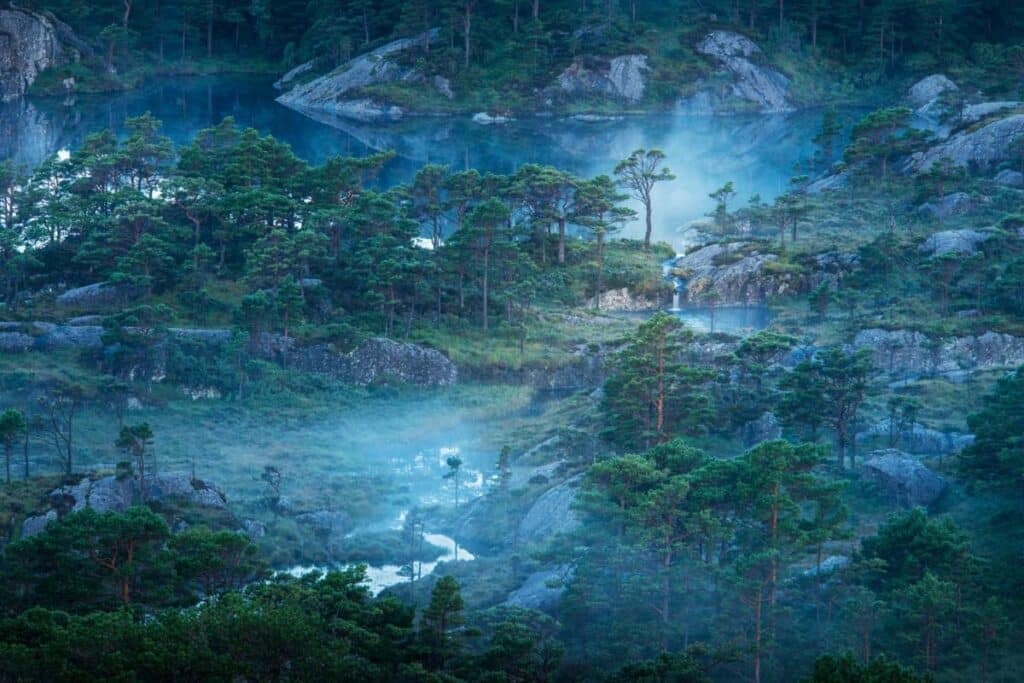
[555,54,649,104]
[517,474,582,546]
[913,114,1024,172]
[276,30,438,119]
[918,228,990,256]
[861,450,948,508]
[0,9,65,101]
[680,31,793,114]
[907,74,958,109]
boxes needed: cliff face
[0,8,67,101]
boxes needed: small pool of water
[285,531,474,595]
[669,305,773,335]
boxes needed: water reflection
[0,75,822,246]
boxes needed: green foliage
[805,652,932,682]
[960,365,1024,489]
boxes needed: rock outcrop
[912,114,1024,172]
[56,281,146,309]
[917,193,977,220]
[679,31,793,114]
[554,54,649,104]
[276,30,437,120]
[274,59,316,90]
[908,75,958,110]
[505,565,573,612]
[671,242,838,305]
[861,449,948,508]
[0,8,69,101]
[995,169,1024,187]
[856,419,973,457]
[918,228,990,257]
[517,474,582,546]
[853,328,1024,377]
[586,287,656,312]
[1,320,455,387]
[282,337,457,387]
[23,473,228,537]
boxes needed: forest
[0,0,1023,682]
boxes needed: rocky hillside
[0,7,78,101]
[276,28,796,121]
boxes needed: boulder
[671,242,814,305]
[555,54,649,104]
[56,282,144,309]
[0,9,66,101]
[505,565,573,612]
[913,114,1024,172]
[472,112,512,125]
[21,510,57,538]
[918,228,989,256]
[995,169,1024,187]
[917,193,977,220]
[861,449,948,508]
[680,31,793,114]
[241,519,267,539]
[958,101,1023,126]
[276,30,438,118]
[433,75,453,99]
[907,74,958,109]
[517,474,582,546]
[587,287,655,312]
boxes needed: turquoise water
[0,75,823,247]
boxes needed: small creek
[286,530,476,595]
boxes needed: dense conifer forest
[1,1,1024,681]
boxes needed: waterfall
[672,290,681,311]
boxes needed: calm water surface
[0,75,823,249]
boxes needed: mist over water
[0,75,822,249]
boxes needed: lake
[0,75,823,249]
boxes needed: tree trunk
[557,218,566,264]
[463,4,472,70]
[643,197,653,250]
[482,247,489,332]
